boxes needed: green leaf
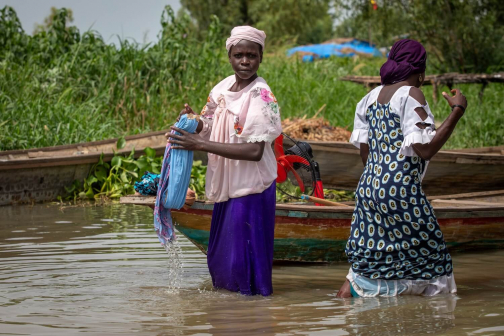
[116,136,126,150]
[95,166,108,181]
[144,147,156,158]
[86,175,98,185]
[134,157,148,170]
[120,171,129,183]
[111,156,122,168]
[85,187,95,199]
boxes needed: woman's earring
[419,76,423,82]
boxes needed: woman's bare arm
[412,108,464,161]
[167,126,266,162]
[409,88,467,161]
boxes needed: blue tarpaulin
[287,38,383,62]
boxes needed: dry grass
[282,105,351,141]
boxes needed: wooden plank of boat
[305,140,504,195]
[120,191,504,263]
[341,72,504,102]
[342,73,504,88]
[428,190,504,204]
[0,131,168,170]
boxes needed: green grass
[0,6,503,151]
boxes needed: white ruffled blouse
[198,75,282,203]
[350,85,436,180]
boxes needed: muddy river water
[1,204,504,336]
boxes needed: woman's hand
[167,126,205,151]
[177,103,195,121]
[412,88,467,161]
[442,89,467,112]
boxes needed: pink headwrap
[225,26,266,52]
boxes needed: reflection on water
[1,204,503,335]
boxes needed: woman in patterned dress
[337,39,468,298]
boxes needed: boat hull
[308,141,504,195]
[0,131,204,206]
[0,164,91,205]
[171,202,504,263]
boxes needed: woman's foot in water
[336,279,352,298]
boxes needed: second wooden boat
[2,129,503,205]
[305,141,504,195]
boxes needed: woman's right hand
[177,103,195,121]
[166,104,196,141]
[442,89,467,112]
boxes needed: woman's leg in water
[337,279,352,298]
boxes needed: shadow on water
[0,203,503,335]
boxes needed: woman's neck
[229,73,258,92]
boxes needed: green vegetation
[64,138,208,201]
[334,0,504,74]
[180,0,334,46]
[0,5,503,152]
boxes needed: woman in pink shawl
[167,26,282,296]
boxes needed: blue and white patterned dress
[346,86,454,286]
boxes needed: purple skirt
[207,183,276,296]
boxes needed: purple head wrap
[380,39,427,85]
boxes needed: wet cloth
[152,114,199,245]
[345,86,454,288]
[347,268,457,297]
[380,39,427,85]
[225,26,266,52]
[207,182,276,296]
[198,75,282,202]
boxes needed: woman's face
[228,40,262,80]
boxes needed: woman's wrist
[451,104,465,115]
[449,106,465,122]
[452,106,465,116]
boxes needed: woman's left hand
[167,126,204,151]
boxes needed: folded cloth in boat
[154,114,199,246]
[134,172,160,196]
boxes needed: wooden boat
[1,128,503,205]
[120,190,504,263]
[306,141,504,196]
[0,131,168,206]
